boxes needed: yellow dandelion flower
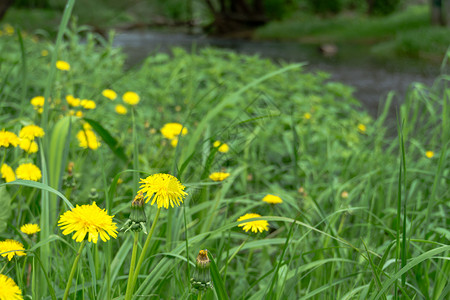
[160,123,188,140]
[102,89,117,100]
[58,201,118,244]
[0,130,20,148]
[262,194,283,204]
[138,173,188,209]
[1,164,15,183]
[82,123,92,131]
[16,163,42,181]
[30,96,45,108]
[0,239,26,261]
[304,112,312,120]
[75,111,83,117]
[213,141,229,153]
[41,49,49,56]
[209,172,230,182]
[19,138,38,153]
[341,191,349,198]
[76,130,100,150]
[237,213,269,233]
[170,137,178,147]
[80,99,96,110]
[0,274,23,300]
[66,95,81,107]
[56,60,70,71]
[115,104,127,115]
[19,125,45,140]
[20,223,41,235]
[425,151,434,158]
[122,91,140,105]
[357,123,366,133]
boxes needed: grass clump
[0,15,449,300]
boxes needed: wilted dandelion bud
[191,249,213,291]
[120,192,147,234]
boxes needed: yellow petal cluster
[122,91,140,105]
[425,151,434,158]
[58,201,118,244]
[0,274,23,300]
[0,239,26,261]
[66,95,81,107]
[237,213,269,233]
[262,194,283,204]
[19,138,38,153]
[115,104,127,115]
[76,130,101,150]
[209,172,230,182]
[20,223,41,235]
[213,141,229,153]
[1,164,15,182]
[56,60,70,71]
[357,123,366,133]
[138,173,188,209]
[160,123,188,140]
[102,89,117,100]
[81,99,96,110]
[19,125,45,140]
[15,163,42,181]
[0,130,20,148]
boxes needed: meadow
[0,3,449,300]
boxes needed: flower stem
[63,241,85,300]
[126,207,161,299]
[124,232,140,300]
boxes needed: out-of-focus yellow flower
[76,130,100,150]
[66,95,81,107]
[115,104,127,115]
[138,173,187,209]
[237,213,269,233]
[357,123,366,133]
[341,191,349,198]
[102,89,117,100]
[0,274,23,300]
[304,112,312,120]
[80,99,96,110]
[16,163,42,181]
[19,125,45,140]
[262,194,283,204]
[82,123,92,131]
[171,137,178,147]
[56,60,70,71]
[58,202,118,243]
[75,111,83,117]
[4,24,14,35]
[20,223,41,235]
[122,91,140,105]
[19,138,38,153]
[425,151,434,158]
[1,164,15,182]
[209,172,230,182]
[30,96,45,108]
[0,239,26,261]
[0,130,20,148]
[161,123,188,140]
[41,49,49,56]
[213,141,229,153]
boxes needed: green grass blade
[208,251,230,300]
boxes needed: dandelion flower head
[66,95,81,107]
[102,89,117,100]
[80,99,96,110]
[58,201,118,244]
[19,138,38,153]
[237,213,269,233]
[0,130,20,148]
[262,194,283,204]
[0,239,26,261]
[19,125,44,140]
[20,223,41,235]
[56,60,70,71]
[425,151,434,158]
[0,274,23,300]
[209,172,230,182]
[357,123,366,133]
[16,163,42,181]
[138,173,187,209]
[213,141,229,153]
[30,96,45,107]
[1,164,15,183]
[304,112,312,120]
[122,91,140,105]
[76,130,100,150]
[41,49,49,56]
[160,123,188,140]
[115,104,127,115]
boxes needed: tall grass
[0,14,449,299]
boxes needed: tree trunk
[0,0,14,21]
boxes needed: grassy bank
[0,7,449,300]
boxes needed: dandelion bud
[89,188,99,201]
[190,249,213,291]
[120,192,147,234]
